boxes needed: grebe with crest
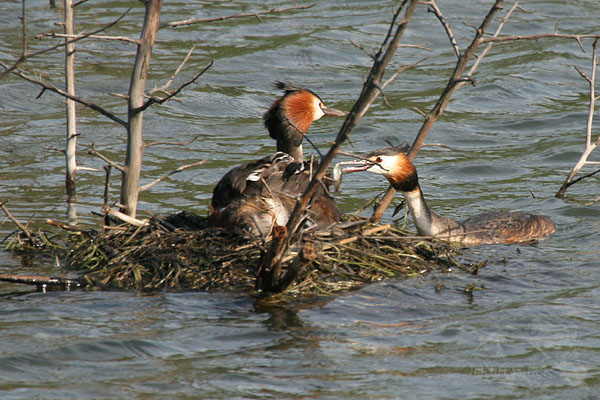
[209,82,346,237]
[340,146,555,245]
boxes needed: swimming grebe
[340,146,556,245]
[209,83,345,237]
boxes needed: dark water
[1,1,600,398]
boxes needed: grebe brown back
[209,83,345,237]
[340,146,555,245]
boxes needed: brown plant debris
[2,211,463,301]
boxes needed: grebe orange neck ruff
[263,81,346,162]
[340,146,555,245]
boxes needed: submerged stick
[0,274,85,288]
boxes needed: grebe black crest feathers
[263,81,346,162]
[341,146,555,245]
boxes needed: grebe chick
[209,83,345,237]
[340,146,555,245]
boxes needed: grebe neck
[276,140,304,162]
[403,185,464,238]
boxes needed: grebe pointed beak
[321,106,347,117]
[336,159,375,173]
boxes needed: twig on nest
[103,205,149,227]
[1,202,36,244]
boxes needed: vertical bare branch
[64,0,78,198]
[370,0,505,223]
[556,38,600,197]
[21,0,28,57]
[257,0,420,291]
[119,0,163,217]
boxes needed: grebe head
[267,81,346,131]
[340,145,419,192]
[263,82,346,160]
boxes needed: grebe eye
[375,157,382,163]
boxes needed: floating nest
[2,211,467,301]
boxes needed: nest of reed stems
[2,211,464,301]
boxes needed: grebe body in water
[341,146,555,245]
[209,83,345,237]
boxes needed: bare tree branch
[139,160,206,192]
[103,205,149,226]
[89,144,126,173]
[151,39,200,95]
[574,65,591,82]
[73,0,91,7]
[556,38,600,197]
[350,39,376,60]
[424,0,461,58]
[161,4,316,29]
[468,1,521,77]
[145,134,199,148]
[1,64,128,127]
[1,201,36,243]
[120,0,162,218]
[64,0,78,198]
[480,32,600,53]
[0,8,131,81]
[371,0,506,223]
[134,59,214,114]
[20,0,28,57]
[43,33,140,45]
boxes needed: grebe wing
[211,153,292,209]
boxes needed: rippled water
[1,1,600,398]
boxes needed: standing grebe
[340,146,555,245]
[209,83,346,237]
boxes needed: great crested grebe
[209,82,346,237]
[264,81,347,161]
[340,146,556,245]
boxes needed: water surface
[1,1,599,398]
